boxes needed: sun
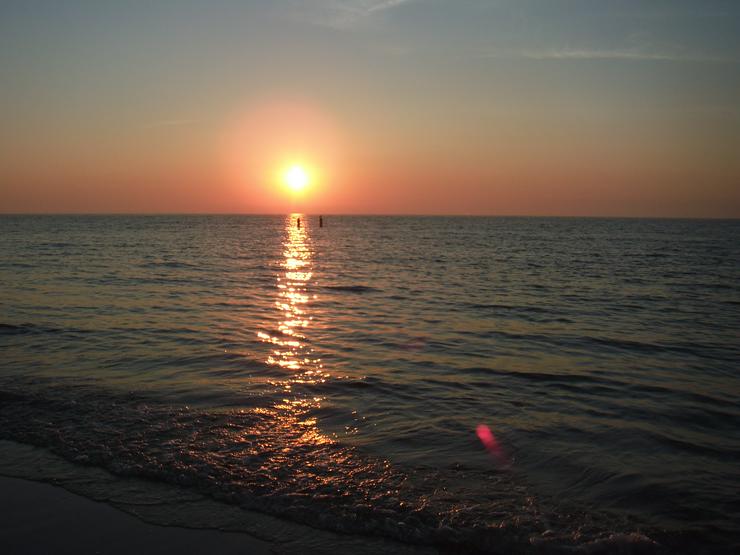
[283,165,310,192]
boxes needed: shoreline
[0,440,434,555]
[0,474,273,555]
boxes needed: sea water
[1,215,738,552]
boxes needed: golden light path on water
[256,214,333,446]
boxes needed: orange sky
[1,1,739,217]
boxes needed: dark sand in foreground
[0,475,272,554]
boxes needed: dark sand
[0,475,272,554]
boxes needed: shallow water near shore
[1,215,739,553]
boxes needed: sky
[1,0,739,216]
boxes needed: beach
[0,475,272,555]
[0,439,433,555]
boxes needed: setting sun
[283,165,310,192]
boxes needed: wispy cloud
[293,0,417,30]
[366,0,412,13]
[517,48,729,63]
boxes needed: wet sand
[0,475,272,555]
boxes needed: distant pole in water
[319,215,323,228]
[297,217,301,229]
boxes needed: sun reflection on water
[257,215,330,413]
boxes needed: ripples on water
[0,215,739,553]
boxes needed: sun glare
[283,165,310,192]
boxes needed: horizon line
[1,212,738,220]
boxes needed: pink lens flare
[476,424,510,466]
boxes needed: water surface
[1,215,739,552]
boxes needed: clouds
[288,0,417,29]
[515,48,730,63]
[479,28,735,65]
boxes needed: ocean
[1,215,738,553]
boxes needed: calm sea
[1,215,739,553]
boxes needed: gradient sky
[1,0,739,216]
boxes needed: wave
[321,285,379,294]
[0,323,31,335]
[453,328,736,362]
[0,323,80,337]
[0,378,664,553]
[466,302,552,314]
